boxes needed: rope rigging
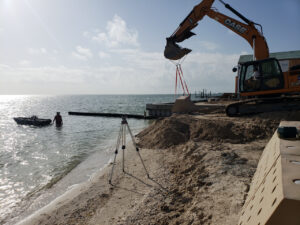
[169,55,190,100]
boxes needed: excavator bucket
[164,38,192,60]
[164,0,216,60]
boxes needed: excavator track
[225,95,300,117]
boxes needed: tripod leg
[122,125,126,173]
[109,124,122,185]
[109,149,118,185]
[126,123,150,178]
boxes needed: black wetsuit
[54,115,62,126]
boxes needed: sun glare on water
[0,95,30,103]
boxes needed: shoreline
[3,121,149,225]
[4,141,113,225]
[16,161,110,225]
[13,111,300,225]
[16,141,166,225]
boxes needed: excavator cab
[239,58,284,94]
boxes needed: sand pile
[137,114,278,149]
[137,117,191,148]
[128,111,300,225]
[122,140,267,225]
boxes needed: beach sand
[16,111,300,225]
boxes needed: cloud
[0,64,87,94]
[90,15,139,48]
[110,49,240,93]
[0,50,240,94]
[182,52,240,92]
[98,51,110,59]
[89,49,239,94]
[109,48,139,55]
[28,47,48,55]
[199,41,218,51]
[240,51,249,55]
[72,46,93,61]
[19,60,31,66]
[83,31,90,38]
[1,12,241,95]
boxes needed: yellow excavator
[164,0,300,116]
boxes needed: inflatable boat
[14,116,52,126]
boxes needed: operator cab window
[261,60,281,78]
[240,58,284,92]
[260,59,283,90]
[240,64,261,91]
[245,65,255,80]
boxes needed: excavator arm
[164,0,269,60]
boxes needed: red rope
[175,66,178,98]
[178,64,190,95]
[173,62,190,98]
[177,65,186,95]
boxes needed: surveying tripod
[109,116,150,185]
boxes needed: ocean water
[0,95,175,224]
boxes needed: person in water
[53,112,63,126]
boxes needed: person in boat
[53,112,63,127]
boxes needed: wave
[46,152,89,189]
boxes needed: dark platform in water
[68,112,155,120]
[14,117,52,126]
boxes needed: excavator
[164,0,300,116]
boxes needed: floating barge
[68,112,155,120]
[146,103,173,117]
[146,98,226,116]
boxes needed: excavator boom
[205,9,269,60]
[169,0,214,43]
[164,0,214,60]
[164,0,269,60]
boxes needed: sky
[0,0,299,95]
